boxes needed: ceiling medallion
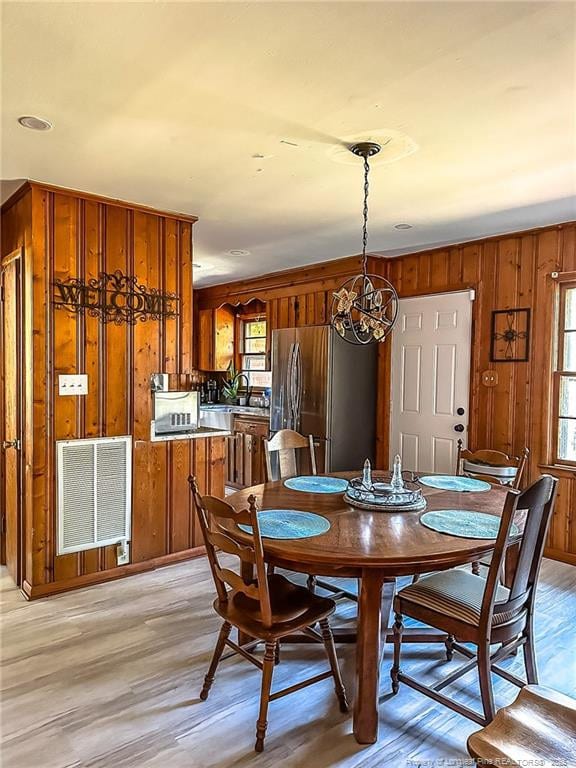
[330,142,399,345]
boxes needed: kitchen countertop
[150,423,231,442]
[200,405,270,419]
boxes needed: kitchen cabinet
[198,306,235,371]
[226,415,269,489]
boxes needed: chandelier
[330,142,399,345]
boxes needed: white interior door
[390,290,473,474]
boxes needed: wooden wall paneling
[490,236,518,455]
[197,309,214,371]
[288,295,298,327]
[429,249,451,292]
[278,297,290,328]
[81,201,104,575]
[448,246,464,286]
[513,234,536,457]
[103,205,130,436]
[29,188,50,587]
[52,193,81,582]
[179,221,193,374]
[191,438,208,548]
[83,201,103,439]
[131,213,165,562]
[474,239,497,449]
[208,436,226,508]
[163,218,179,374]
[1,182,212,598]
[302,293,314,325]
[314,290,327,325]
[169,440,191,553]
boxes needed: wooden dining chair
[264,429,357,603]
[264,428,317,481]
[457,441,530,576]
[457,440,530,489]
[467,684,576,766]
[390,474,558,726]
[188,476,348,753]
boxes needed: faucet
[234,373,251,406]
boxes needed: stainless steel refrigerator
[270,325,377,473]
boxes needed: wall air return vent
[56,436,132,555]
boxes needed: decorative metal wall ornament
[53,270,179,325]
[330,142,399,345]
[490,308,531,362]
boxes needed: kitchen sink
[199,404,269,430]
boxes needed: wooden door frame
[0,247,24,581]
[388,288,476,471]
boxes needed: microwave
[153,391,199,434]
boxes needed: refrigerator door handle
[286,342,296,429]
[293,342,302,432]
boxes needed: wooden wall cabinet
[226,415,268,489]
[198,307,235,371]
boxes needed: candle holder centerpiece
[344,455,426,512]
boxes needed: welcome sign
[53,270,179,325]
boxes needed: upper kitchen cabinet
[198,306,235,371]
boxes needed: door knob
[2,439,20,450]
[456,407,465,416]
[453,424,465,433]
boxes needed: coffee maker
[205,379,219,404]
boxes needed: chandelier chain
[362,154,370,274]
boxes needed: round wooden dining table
[225,472,509,745]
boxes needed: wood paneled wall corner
[196,222,576,565]
[1,183,225,599]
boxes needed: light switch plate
[59,374,88,396]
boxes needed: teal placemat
[284,476,349,494]
[419,475,491,492]
[420,509,519,539]
[238,510,331,539]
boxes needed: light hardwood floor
[1,558,575,768]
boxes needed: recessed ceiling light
[228,249,250,256]
[394,223,413,230]
[17,115,53,131]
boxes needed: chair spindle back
[189,476,272,627]
[264,429,317,481]
[457,441,529,489]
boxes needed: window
[241,319,271,388]
[554,282,576,464]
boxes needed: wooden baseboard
[544,548,576,567]
[20,546,206,600]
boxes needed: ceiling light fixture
[394,223,413,230]
[330,143,399,345]
[17,115,53,131]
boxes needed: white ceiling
[2,2,575,287]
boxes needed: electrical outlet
[482,370,498,387]
[59,374,88,396]
[116,541,130,565]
